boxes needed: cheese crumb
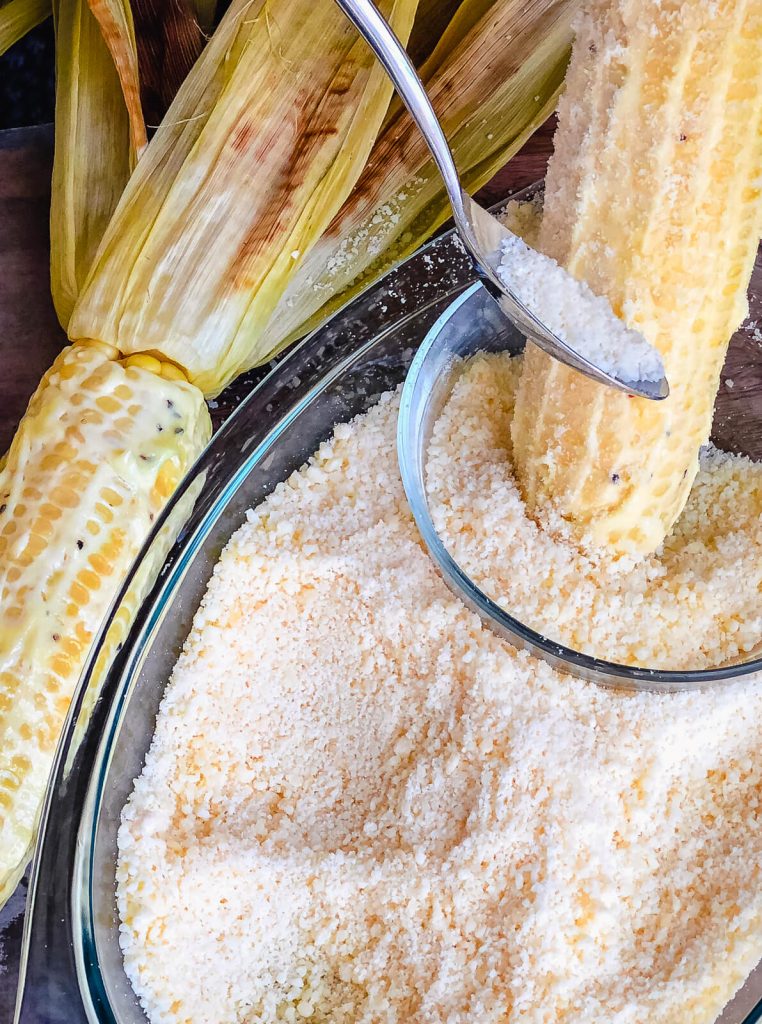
[118,359,762,1024]
[497,234,664,385]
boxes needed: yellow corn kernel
[0,341,211,906]
[77,338,121,359]
[122,353,163,374]
[159,361,189,383]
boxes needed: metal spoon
[334,0,669,402]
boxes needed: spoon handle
[333,0,467,224]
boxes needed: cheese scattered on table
[117,355,762,1024]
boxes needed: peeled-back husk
[86,0,147,155]
[0,0,50,56]
[69,0,420,395]
[50,0,134,327]
[263,0,576,359]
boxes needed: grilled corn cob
[69,0,420,395]
[0,342,210,903]
[67,472,206,771]
[511,0,762,556]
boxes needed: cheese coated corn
[512,0,762,556]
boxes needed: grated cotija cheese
[428,356,762,668]
[117,355,762,1024]
[497,233,664,385]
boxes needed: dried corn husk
[69,0,420,395]
[382,0,481,129]
[0,0,49,56]
[419,0,494,77]
[265,0,576,357]
[87,0,146,155]
[51,0,205,326]
[131,0,204,128]
[50,0,133,327]
[406,0,461,68]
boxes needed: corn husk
[87,0,147,155]
[69,0,420,395]
[382,0,471,130]
[419,0,495,78]
[382,0,497,130]
[265,0,576,357]
[50,0,133,327]
[406,0,461,68]
[0,0,50,56]
[131,0,204,128]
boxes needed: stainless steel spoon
[334,0,669,402]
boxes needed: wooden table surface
[0,118,761,1024]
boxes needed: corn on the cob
[263,0,575,357]
[68,0,420,395]
[66,471,205,771]
[511,0,762,556]
[51,0,134,327]
[0,0,49,56]
[0,342,210,903]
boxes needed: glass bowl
[397,281,762,690]
[13,191,762,1024]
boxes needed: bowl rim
[397,282,762,692]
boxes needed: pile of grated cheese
[118,355,762,1024]
[428,355,762,669]
[496,234,664,385]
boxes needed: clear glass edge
[15,205,476,1024]
[76,329,399,1024]
[397,283,762,691]
[69,229,762,1024]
